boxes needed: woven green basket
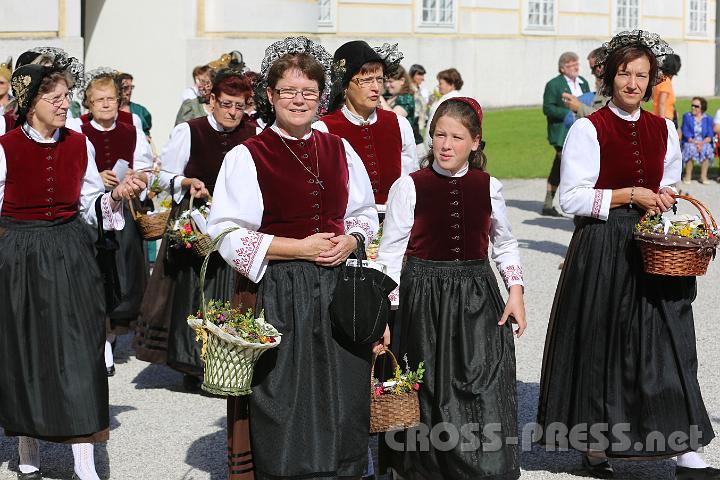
[187,227,281,396]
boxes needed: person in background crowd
[181,64,208,101]
[681,96,714,184]
[242,70,266,129]
[0,57,12,114]
[118,72,152,139]
[409,63,429,136]
[424,68,464,147]
[561,47,611,119]
[176,65,214,125]
[541,51,589,217]
[384,65,422,144]
[652,53,681,127]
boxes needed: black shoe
[541,206,563,217]
[106,365,115,377]
[17,471,42,479]
[676,466,720,479]
[582,455,614,478]
[183,374,201,392]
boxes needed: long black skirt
[0,215,108,439]
[385,257,519,480]
[537,207,714,457]
[250,260,372,479]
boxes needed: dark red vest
[81,110,134,127]
[1,127,87,221]
[320,108,402,204]
[588,106,667,192]
[407,167,492,261]
[244,128,348,239]
[184,115,256,193]
[81,121,137,171]
[2,111,17,133]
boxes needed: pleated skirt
[537,207,714,457]
[386,257,520,480]
[0,215,108,440]
[250,260,372,479]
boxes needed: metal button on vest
[308,179,315,184]
[46,155,52,160]
[636,160,641,165]
[367,153,374,158]
[452,235,460,240]
[451,247,460,253]
[312,204,319,209]
[47,177,53,182]
[311,191,319,196]
[46,166,53,172]
[312,214,320,220]
[450,190,459,194]
[47,198,53,203]
[299,142,305,147]
[314,227,320,233]
[449,179,457,184]
[451,212,460,218]
[370,162,376,166]
[633,151,639,155]
[451,201,458,205]
[638,179,644,184]
[451,224,460,229]
[302,153,309,159]
[47,188,54,193]
[371,171,377,175]
[632,141,638,145]
[630,123,636,128]
[45,211,52,217]
[363,136,370,140]
[638,169,643,174]
[373,188,378,193]
[631,132,637,136]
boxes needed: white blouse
[376,162,524,306]
[86,119,154,173]
[0,124,124,229]
[559,102,682,221]
[0,114,82,136]
[206,123,379,284]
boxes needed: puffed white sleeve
[490,177,524,290]
[376,176,416,307]
[660,118,682,189]
[79,138,124,230]
[558,118,612,220]
[342,138,379,245]
[206,145,274,283]
[311,120,329,133]
[133,130,154,172]
[0,145,6,212]
[397,114,419,176]
[157,122,191,202]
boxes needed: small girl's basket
[634,194,719,276]
[129,199,170,240]
[187,227,281,396]
[369,348,421,433]
[188,194,213,258]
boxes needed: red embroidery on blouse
[500,265,524,288]
[591,189,604,219]
[388,287,399,304]
[344,217,376,243]
[232,231,264,277]
[101,193,114,230]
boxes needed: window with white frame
[318,0,333,26]
[615,0,639,31]
[421,0,455,26]
[688,0,708,35]
[526,0,554,29]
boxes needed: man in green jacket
[541,51,589,216]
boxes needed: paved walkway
[1,179,718,479]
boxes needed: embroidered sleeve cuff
[595,188,612,221]
[345,217,376,245]
[388,286,399,309]
[101,192,125,231]
[218,229,273,283]
[500,265,524,290]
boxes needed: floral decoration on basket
[633,194,719,276]
[167,196,212,257]
[187,227,282,396]
[370,348,423,433]
[366,223,383,261]
[129,168,172,240]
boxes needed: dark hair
[211,73,253,100]
[587,47,604,61]
[661,54,681,76]
[117,72,133,82]
[266,53,326,92]
[192,65,211,79]
[423,99,486,171]
[692,96,707,113]
[436,68,463,91]
[600,45,659,101]
[386,65,413,95]
[409,64,426,77]
[357,61,384,78]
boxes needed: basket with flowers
[166,195,213,257]
[370,348,424,433]
[633,194,719,276]
[366,223,383,261]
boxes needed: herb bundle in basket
[370,348,424,433]
[633,195,719,276]
[166,196,213,257]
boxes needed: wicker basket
[189,194,213,258]
[634,195,719,276]
[187,227,281,396]
[369,348,421,433]
[129,199,170,241]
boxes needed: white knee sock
[676,451,709,469]
[18,436,40,474]
[104,340,114,369]
[71,443,100,480]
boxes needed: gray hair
[557,51,579,72]
[587,47,604,61]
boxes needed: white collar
[23,122,60,143]
[90,118,116,131]
[563,75,582,85]
[608,101,641,121]
[432,161,469,178]
[341,104,377,126]
[207,113,228,132]
[270,123,313,140]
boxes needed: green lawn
[484,97,720,179]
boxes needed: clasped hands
[632,186,676,216]
[300,232,359,267]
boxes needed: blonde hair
[84,76,119,109]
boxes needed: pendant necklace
[277,130,324,189]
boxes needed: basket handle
[370,347,401,391]
[189,193,213,235]
[674,194,718,233]
[199,226,240,327]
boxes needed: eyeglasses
[90,96,118,105]
[691,104,702,108]
[196,79,212,87]
[273,88,320,100]
[40,92,72,107]
[351,76,386,88]
[590,64,601,73]
[121,84,135,92]
[217,99,246,110]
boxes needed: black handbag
[329,240,397,345]
[94,196,122,312]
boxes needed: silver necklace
[277,131,324,190]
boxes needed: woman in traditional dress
[207,36,378,479]
[133,69,257,390]
[0,52,144,480]
[537,30,720,479]
[376,97,526,479]
[81,68,154,375]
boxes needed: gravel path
[1,179,718,479]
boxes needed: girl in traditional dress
[376,97,526,480]
[207,36,378,479]
[81,68,154,375]
[538,30,720,479]
[0,53,144,480]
